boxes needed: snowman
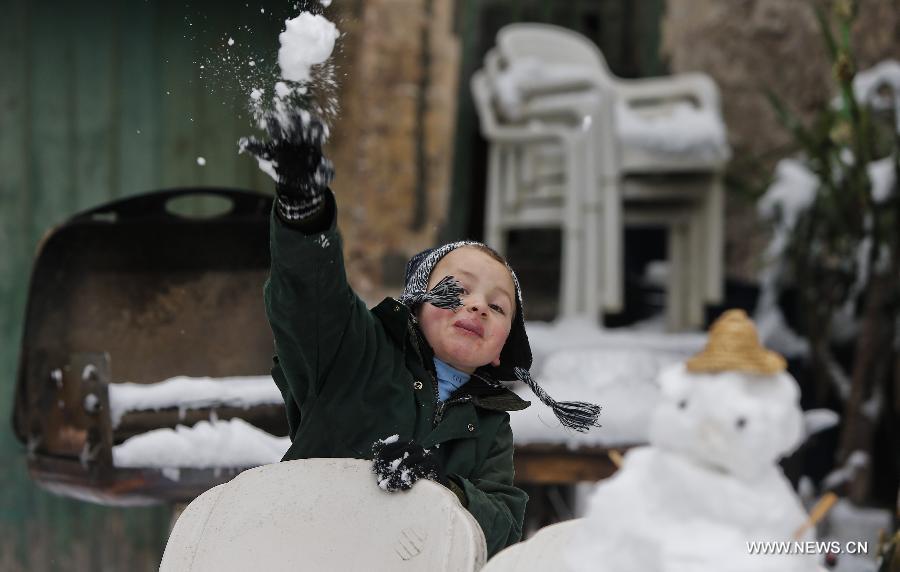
[487,309,821,572]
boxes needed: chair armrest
[480,119,584,146]
[616,72,721,111]
[518,89,609,121]
[521,75,606,97]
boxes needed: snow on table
[515,319,706,448]
[112,418,290,480]
[107,375,283,428]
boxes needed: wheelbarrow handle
[76,188,273,222]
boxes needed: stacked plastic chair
[472,23,730,329]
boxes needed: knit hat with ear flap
[400,241,602,432]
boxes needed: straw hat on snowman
[686,309,786,376]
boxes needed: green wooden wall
[0,1,292,569]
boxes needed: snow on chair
[486,23,730,329]
[159,458,487,572]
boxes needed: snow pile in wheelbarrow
[112,418,290,481]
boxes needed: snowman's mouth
[690,451,732,475]
[704,460,730,475]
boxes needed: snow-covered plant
[762,0,899,505]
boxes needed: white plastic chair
[482,23,730,328]
[472,69,595,318]
[160,458,486,572]
[482,518,583,571]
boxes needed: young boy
[242,110,599,557]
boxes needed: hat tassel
[400,275,464,311]
[514,367,602,432]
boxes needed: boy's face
[417,247,516,374]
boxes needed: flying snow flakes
[274,81,291,99]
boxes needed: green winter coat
[264,194,531,557]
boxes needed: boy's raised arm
[242,111,371,423]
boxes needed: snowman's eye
[736,417,747,429]
[677,399,688,410]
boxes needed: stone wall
[662,0,900,281]
[327,0,460,304]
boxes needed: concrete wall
[329,0,460,304]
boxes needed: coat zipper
[407,316,474,427]
[429,370,440,421]
[433,395,471,427]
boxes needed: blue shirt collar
[433,357,471,401]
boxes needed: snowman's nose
[697,419,727,447]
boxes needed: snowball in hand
[277,13,339,83]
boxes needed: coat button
[467,423,475,432]
[413,380,423,390]
[393,305,400,312]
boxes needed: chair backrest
[471,69,574,202]
[482,518,584,571]
[160,458,487,572]
[497,23,613,77]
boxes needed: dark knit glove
[239,108,334,224]
[372,437,448,492]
